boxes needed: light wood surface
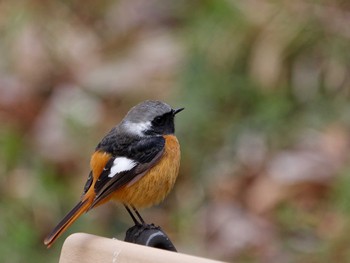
[59,233,225,263]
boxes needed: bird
[44,100,184,248]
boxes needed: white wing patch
[108,157,137,178]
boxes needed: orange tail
[44,198,91,248]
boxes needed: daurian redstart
[44,100,183,247]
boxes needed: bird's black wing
[90,136,165,208]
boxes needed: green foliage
[331,170,350,214]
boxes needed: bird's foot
[126,223,160,239]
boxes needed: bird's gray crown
[119,100,174,136]
[123,100,172,123]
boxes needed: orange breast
[111,135,181,208]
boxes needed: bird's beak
[173,107,184,115]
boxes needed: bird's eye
[153,116,165,126]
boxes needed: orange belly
[111,135,180,208]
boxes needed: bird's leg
[131,205,158,230]
[124,204,141,225]
[124,204,160,242]
[131,205,145,225]
[124,205,174,249]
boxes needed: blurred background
[1,0,350,262]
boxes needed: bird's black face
[145,108,184,136]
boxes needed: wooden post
[59,233,225,263]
